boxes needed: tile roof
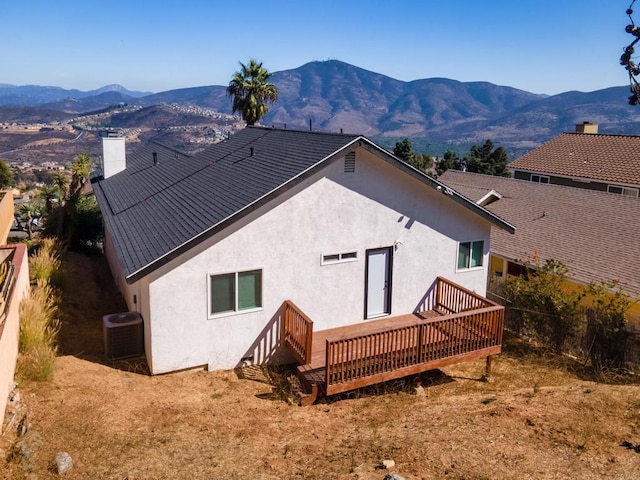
[439,170,640,299]
[93,127,514,283]
[509,132,640,186]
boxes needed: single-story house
[509,122,640,197]
[92,127,514,374]
[439,170,640,320]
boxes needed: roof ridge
[561,131,640,139]
[144,138,191,156]
[247,125,361,137]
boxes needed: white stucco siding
[103,229,153,369]
[146,148,492,373]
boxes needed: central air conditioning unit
[103,312,144,360]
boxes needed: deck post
[483,355,493,382]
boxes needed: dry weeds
[4,251,640,479]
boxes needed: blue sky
[0,1,632,95]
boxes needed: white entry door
[365,247,392,318]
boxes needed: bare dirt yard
[4,251,640,479]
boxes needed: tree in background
[393,138,433,173]
[0,159,13,188]
[621,1,640,104]
[41,153,93,246]
[227,59,279,125]
[17,201,42,240]
[436,150,462,176]
[465,139,511,177]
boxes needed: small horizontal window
[321,251,358,265]
[531,174,550,184]
[607,185,639,197]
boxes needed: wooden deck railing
[435,276,496,314]
[283,300,313,365]
[324,305,504,395]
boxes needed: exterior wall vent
[344,152,356,173]
[103,312,144,360]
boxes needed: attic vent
[344,152,356,173]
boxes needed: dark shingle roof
[94,127,363,280]
[439,170,640,298]
[509,132,640,186]
[94,127,514,283]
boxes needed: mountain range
[2,60,640,156]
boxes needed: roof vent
[152,151,158,165]
[250,146,255,156]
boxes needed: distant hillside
[107,105,215,129]
[1,60,637,157]
[0,83,150,106]
[0,105,71,123]
[42,91,136,113]
[138,85,228,109]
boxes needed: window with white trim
[209,269,262,316]
[457,241,484,270]
[531,174,550,184]
[607,185,639,197]
[321,251,358,265]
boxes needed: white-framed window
[321,251,358,265]
[607,185,639,197]
[531,174,550,184]
[457,241,484,270]
[209,269,262,316]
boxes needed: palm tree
[227,59,279,125]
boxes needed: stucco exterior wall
[143,149,493,373]
[103,229,152,367]
[0,244,30,434]
[0,192,14,245]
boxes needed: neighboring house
[92,127,514,375]
[439,170,640,320]
[0,244,30,434]
[509,122,640,198]
[0,191,14,244]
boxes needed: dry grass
[28,237,65,289]
[16,279,60,382]
[4,252,640,479]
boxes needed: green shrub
[586,280,632,371]
[502,257,584,353]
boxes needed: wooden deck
[283,277,505,405]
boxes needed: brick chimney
[101,135,126,178]
[575,121,599,134]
